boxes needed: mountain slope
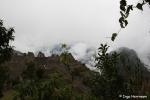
[116,47,150,79]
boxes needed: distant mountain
[2,47,150,98]
[4,51,94,94]
[49,43,96,69]
[116,47,150,80]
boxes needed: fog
[0,0,150,66]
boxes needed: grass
[1,90,16,100]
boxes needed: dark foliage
[112,0,150,41]
[0,20,14,64]
[92,44,123,99]
[0,19,14,97]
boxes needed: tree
[0,65,9,97]
[93,44,125,100]
[13,72,73,100]
[0,20,14,64]
[0,19,14,97]
[36,67,45,79]
[22,61,45,81]
[22,62,37,81]
[59,44,73,80]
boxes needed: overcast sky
[0,0,150,56]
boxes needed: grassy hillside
[1,49,150,100]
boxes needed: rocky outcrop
[37,51,45,57]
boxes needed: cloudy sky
[0,0,150,57]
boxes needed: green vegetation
[11,62,98,100]
[1,0,150,99]
[86,44,124,100]
[0,20,14,97]
[93,44,122,99]
[1,90,16,100]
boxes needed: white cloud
[69,43,88,60]
[1,0,150,67]
[69,42,97,69]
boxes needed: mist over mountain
[115,47,150,79]
[2,44,149,99]
[37,43,150,70]
[14,43,150,73]
[32,43,97,70]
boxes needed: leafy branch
[111,0,150,41]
